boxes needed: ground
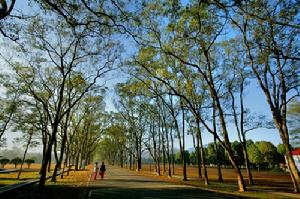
[0,164,299,199]
[88,166,241,199]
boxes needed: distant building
[291,148,300,171]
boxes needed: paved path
[88,166,242,199]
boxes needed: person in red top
[99,162,106,180]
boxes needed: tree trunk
[280,124,300,192]
[212,99,223,183]
[39,131,56,188]
[214,136,223,182]
[195,124,202,179]
[18,132,32,179]
[157,126,161,176]
[61,148,69,179]
[163,118,171,177]
[196,118,208,185]
[182,105,187,181]
[170,127,175,175]
[51,123,68,182]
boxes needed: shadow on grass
[0,184,89,199]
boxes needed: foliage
[10,157,21,168]
[25,159,35,168]
[206,142,228,166]
[0,158,10,168]
[174,151,190,165]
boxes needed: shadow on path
[88,167,246,199]
[89,186,244,199]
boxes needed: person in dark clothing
[99,162,106,180]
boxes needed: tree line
[0,0,299,193]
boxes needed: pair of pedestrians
[93,162,106,180]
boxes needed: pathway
[88,166,242,199]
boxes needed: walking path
[88,166,241,199]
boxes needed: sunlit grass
[47,169,91,186]
[0,164,92,199]
[135,165,295,199]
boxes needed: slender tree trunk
[61,147,69,179]
[162,127,166,174]
[51,123,68,182]
[39,127,57,188]
[18,133,33,179]
[47,152,52,173]
[163,118,171,177]
[170,127,175,175]
[212,100,223,182]
[182,105,187,181]
[214,135,223,182]
[157,125,161,176]
[195,124,202,179]
[196,118,208,185]
[280,124,300,192]
[152,120,158,173]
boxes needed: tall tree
[288,99,300,147]
[3,14,119,187]
[228,0,300,192]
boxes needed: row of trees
[0,0,299,193]
[0,0,122,187]
[95,0,299,192]
[0,158,34,169]
[175,141,286,170]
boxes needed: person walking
[93,162,98,180]
[99,162,106,180]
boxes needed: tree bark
[17,132,32,179]
[196,118,208,185]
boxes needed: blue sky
[2,0,284,152]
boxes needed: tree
[231,141,244,167]
[206,142,228,166]
[3,13,119,187]
[10,157,21,168]
[190,151,197,165]
[277,144,287,156]
[288,99,300,148]
[0,158,9,168]
[0,92,18,147]
[0,0,16,20]
[0,0,19,40]
[132,1,247,191]
[247,143,263,170]
[256,141,281,166]
[229,0,300,192]
[25,159,35,169]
